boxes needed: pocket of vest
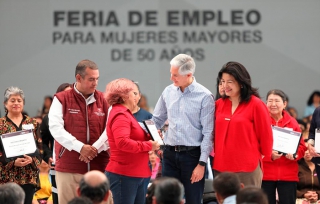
[59,147,66,158]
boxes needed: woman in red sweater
[213,61,273,187]
[104,78,160,204]
[262,89,307,204]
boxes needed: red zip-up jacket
[262,110,307,181]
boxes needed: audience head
[0,182,25,204]
[104,78,136,108]
[236,186,268,204]
[307,90,320,106]
[77,170,110,204]
[215,77,225,100]
[68,196,93,204]
[3,86,25,115]
[56,83,72,93]
[218,61,259,102]
[213,172,243,203]
[153,177,184,204]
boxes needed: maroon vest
[54,88,109,174]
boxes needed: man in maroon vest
[49,59,109,204]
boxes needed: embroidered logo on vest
[94,108,105,116]
[68,108,80,114]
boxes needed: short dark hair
[154,177,184,204]
[75,59,98,78]
[213,172,241,199]
[266,89,288,103]
[79,177,110,203]
[56,83,72,93]
[68,196,93,204]
[307,91,320,106]
[236,186,268,204]
[0,182,25,204]
[218,61,260,102]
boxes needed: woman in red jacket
[262,89,307,204]
[213,62,273,187]
[104,78,160,204]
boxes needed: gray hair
[4,86,25,104]
[154,177,185,204]
[0,182,25,204]
[75,59,98,78]
[170,54,195,75]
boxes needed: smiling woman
[0,86,43,204]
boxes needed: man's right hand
[80,144,98,160]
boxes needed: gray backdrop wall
[0,0,319,118]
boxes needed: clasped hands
[79,144,98,163]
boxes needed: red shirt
[262,110,307,181]
[105,104,152,177]
[213,96,273,172]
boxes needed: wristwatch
[198,161,206,166]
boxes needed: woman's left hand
[285,153,297,160]
[14,155,32,167]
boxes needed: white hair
[4,86,25,104]
[170,54,195,75]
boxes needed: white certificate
[143,120,164,145]
[314,128,320,153]
[272,126,301,154]
[0,129,37,158]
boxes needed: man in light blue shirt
[152,54,214,204]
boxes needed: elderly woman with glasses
[0,86,43,204]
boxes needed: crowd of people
[0,55,319,204]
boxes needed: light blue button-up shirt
[152,78,214,162]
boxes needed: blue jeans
[162,147,205,204]
[105,171,149,204]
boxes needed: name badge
[22,124,34,130]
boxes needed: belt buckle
[175,146,180,152]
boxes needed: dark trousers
[50,172,58,204]
[106,171,149,204]
[21,184,35,204]
[162,147,205,204]
[261,180,297,204]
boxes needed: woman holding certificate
[0,86,43,204]
[104,78,160,204]
[262,89,307,204]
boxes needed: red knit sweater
[105,104,152,177]
[213,96,273,172]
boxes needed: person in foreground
[104,78,160,204]
[152,177,185,204]
[0,87,43,204]
[49,59,110,203]
[213,61,273,187]
[0,182,26,204]
[236,186,268,204]
[151,54,214,204]
[213,172,243,204]
[77,170,112,204]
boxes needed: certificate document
[143,120,164,145]
[0,129,37,159]
[272,126,301,154]
[314,128,320,153]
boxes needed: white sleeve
[92,128,110,153]
[48,97,84,153]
